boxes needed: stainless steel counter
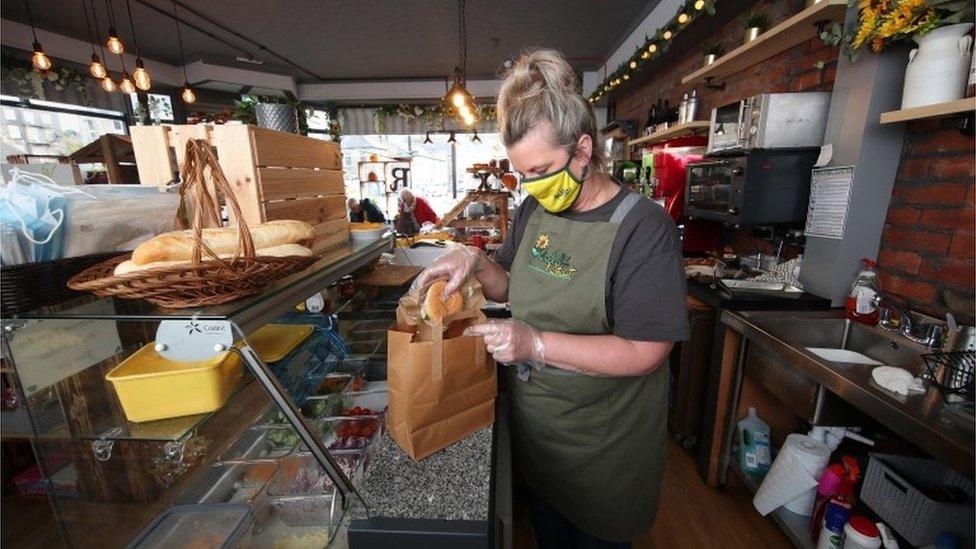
[722,309,974,476]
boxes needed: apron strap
[609,192,641,225]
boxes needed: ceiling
[2,0,655,82]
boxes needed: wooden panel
[311,227,351,254]
[250,127,342,169]
[880,97,976,124]
[257,167,345,200]
[130,125,175,186]
[312,218,349,239]
[705,328,742,488]
[167,124,213,169]
[682,0,848,85]
[264,196,347,226]
[212,125,263,225]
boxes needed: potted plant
[703,43,725,66]
[836,0,974,108]
[233,94,315,135]
[742,11,770,44]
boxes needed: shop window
[0,97,125,157]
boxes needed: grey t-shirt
[494,185,689,342]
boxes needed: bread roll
[421,280,464,324]
[131,220,315,266]
[115,243,313,275]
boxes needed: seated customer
[347,197,386,223]
[398,188,439,227]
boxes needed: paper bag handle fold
[430,308,481,381]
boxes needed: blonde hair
[497,49,605,173]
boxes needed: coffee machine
[639,135,722,252]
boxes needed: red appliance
[644,135,722,252]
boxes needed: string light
[126,0,151,90]
[172,0,195,103]
[629,60,637,69]
[105,0,124,54]
[694,0,706,9]
[623,74,630,80]
[678,13,689,23]
[23,0,51,71]
[648,43,658,53]
[663,29,673,40]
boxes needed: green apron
[508,192,667,542]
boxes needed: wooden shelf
[879,97,976,124]
[628,121,710,147]
[682,0,848,85]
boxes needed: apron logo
[529,232,578,279]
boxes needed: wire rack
[922,350,975,403]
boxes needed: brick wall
[877,118,975,323]
[611,0,974,322]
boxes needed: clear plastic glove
[463,319,546,369]
[410,244,485,298]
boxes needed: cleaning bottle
[737,407,771,474]
[845,258,879,325]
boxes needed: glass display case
[1,238,393,548]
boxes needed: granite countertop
[357,427,493,521]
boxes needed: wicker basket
[68,140,316,308]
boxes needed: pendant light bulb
[451,89,468,108]
[133,59,151,91]
[89,54,108,78]
[678,13,689,23]
[648,43,658,53]
[663,30,673,40]
[101,77,117,92]
[694,0,705,10]
[119,71,136,94]
[180,84,196,104]
[629,60,637,69]
[31,42,52,71]
[458,103,472,117]
[106,28,124,55]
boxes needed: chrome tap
[871,293,947,350]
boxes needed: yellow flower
[535,234,550,249]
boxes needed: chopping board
[355,264,423,287]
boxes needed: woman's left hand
[463,319,546,369]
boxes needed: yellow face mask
[520,158,585,213]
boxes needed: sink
[759,316,924,373]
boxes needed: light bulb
[649,44,658,53]
[458,104,472,117]
[629,60,637,69]
[133,60,151,91]
[101,77,117,92]
[181,85,196,104]
[119,72,136,94]
[451,91,467,108]
[694,0,706,10]
[89,54,107,78]
[678,13,689,23]
[461,113,475,126]
[31,48,52,71]
[663,30,673,40]
[641,51,650,59]
[623,74,630,80]
[106,29,124,55]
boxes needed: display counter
[2,235,509,548]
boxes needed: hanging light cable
[80,0,107,78]
[125,0,150,90]
[105,0,124,54]
[172,0,195,103]
[88,0,116,90]
[23,0,51,71]
[443,0,478,126]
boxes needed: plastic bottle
[845,258,879,325]
[737,407,771,474]
[844,516,882,549]
[816,500,851,549]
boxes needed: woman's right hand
[411,245,485,297]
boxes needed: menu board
[805,166,854,239]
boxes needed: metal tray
[718,279,804,298]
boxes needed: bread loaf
[115,243,313,275]
[131,220,315,265]
[421,280,464,324]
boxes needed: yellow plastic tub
[246,324,314,363]
[106,344,244,423]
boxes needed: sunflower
[535,234,550,249]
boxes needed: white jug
[901,23,974,109]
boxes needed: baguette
[115,243,313,275]
[131,220,315,265]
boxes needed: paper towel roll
[753,434,831,517]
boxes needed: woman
[414,49,687,548]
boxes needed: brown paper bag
[387,285,496,461]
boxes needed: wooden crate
[131,124,349,253]
[211,125,348,254]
